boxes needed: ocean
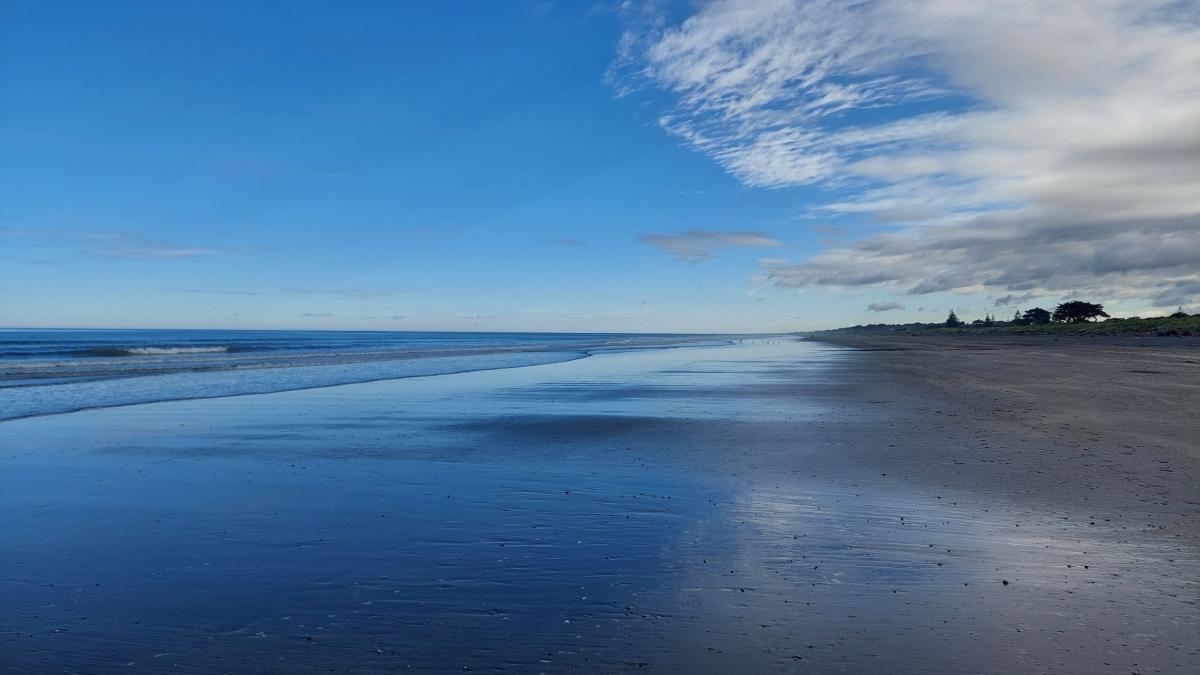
[0,329,731,420]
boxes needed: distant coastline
[815,314,1199,339]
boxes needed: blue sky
[3,1,1196,331]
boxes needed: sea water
[0,329,730,420]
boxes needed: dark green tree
[1052,301,1109,323]
[1021,307,1051,325]
[945,310,962,327]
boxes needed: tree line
[945,300,1111,327]
[835,301,1193,335]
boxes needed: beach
[2,337,1197,673]
[812,333,1200,540]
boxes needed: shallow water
[1,340,1196,673]
[0,329,728,420]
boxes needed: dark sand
[1,338,1197,673]
[812,333,1200,540]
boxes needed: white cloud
[3,228,235,261]
[992,292,1036,307]
[89,244,228,260]
[617,0,1200,307]
[867,301,904,312]
[177,286,421,299]
[641,228,782,261]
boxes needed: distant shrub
[1021,307,1052,325]
[1053,301,1109,323]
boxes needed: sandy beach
[2,338,1197,673]
[812,333,1200,540]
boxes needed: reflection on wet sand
[1,341,1195,673]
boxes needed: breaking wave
[79,346,236,357]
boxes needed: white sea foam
[124,346,231,355]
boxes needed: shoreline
[0,351,592,423]
[0,332,752,422]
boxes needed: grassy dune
[920,315,1200,336]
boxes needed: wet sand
[2,339,1197,673]
[813,333,1200,539]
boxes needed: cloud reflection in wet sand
[656,481,1196,672]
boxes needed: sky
[2,0,1197,332]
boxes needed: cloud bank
[618,0,1200,307]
